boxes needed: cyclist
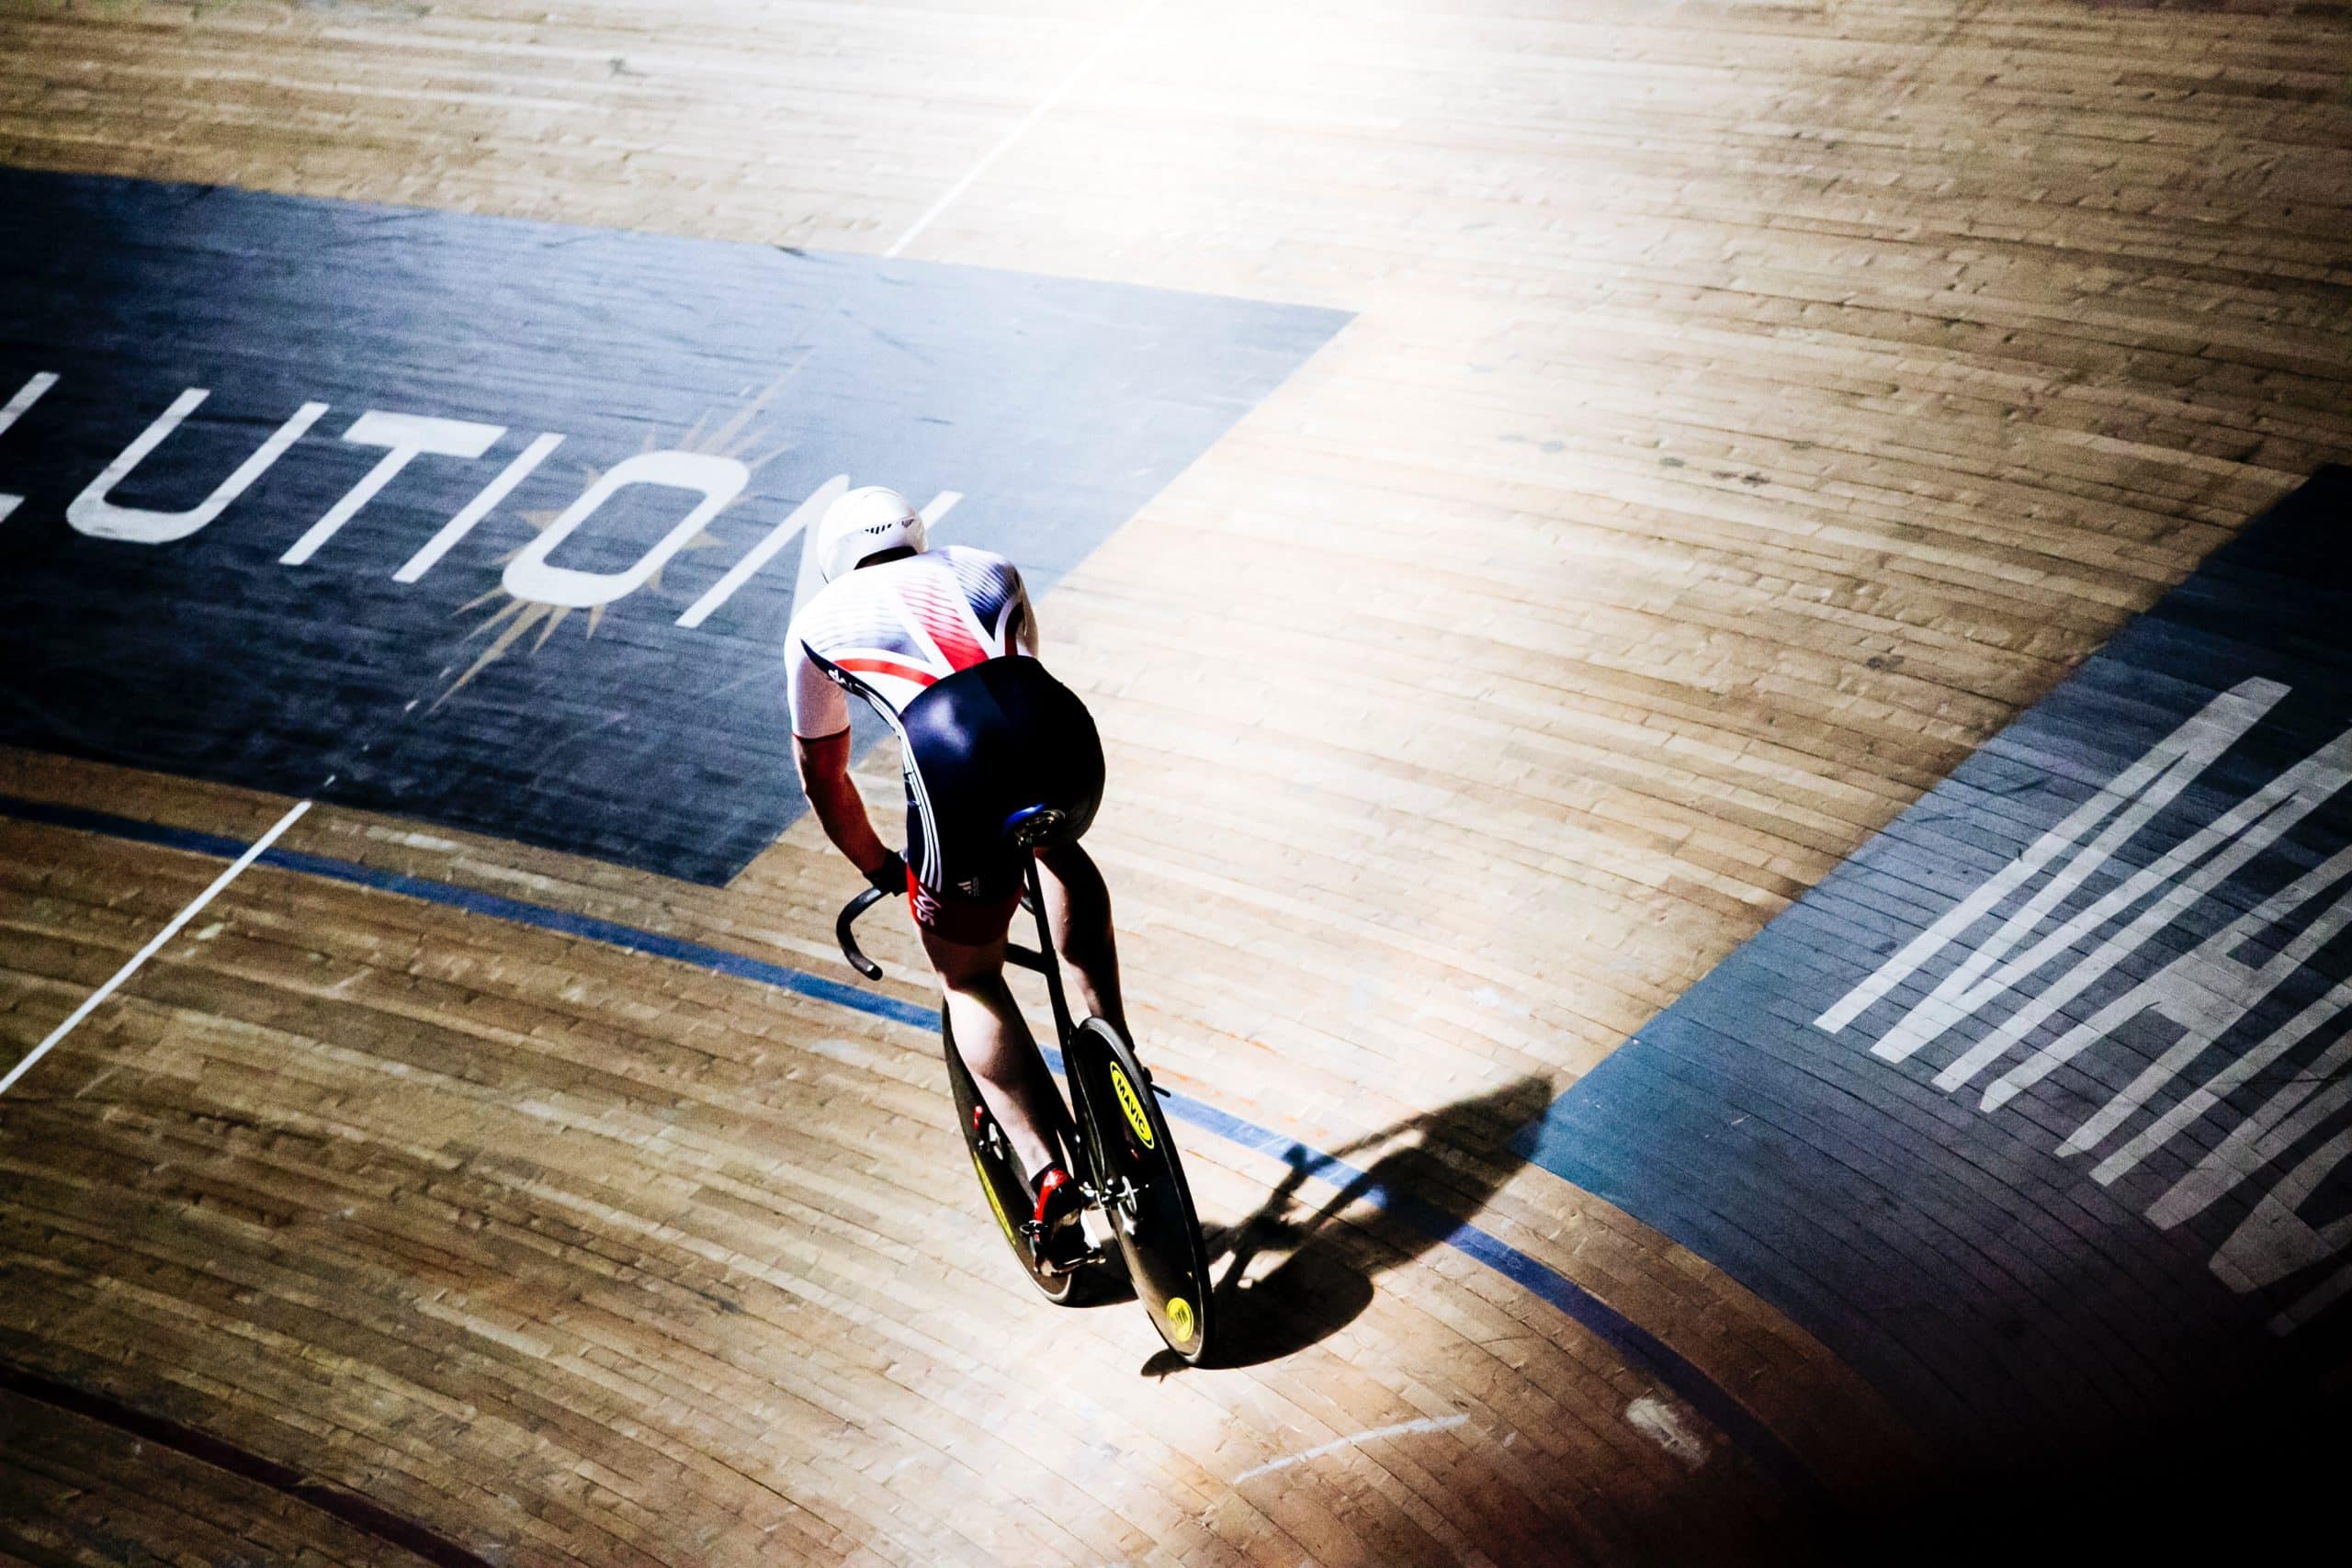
[785,485,1125,1258]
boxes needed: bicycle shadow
[1150,1073,1555,1372]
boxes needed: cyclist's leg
[1034,841,1128,1040]
[921,924,1072,1181]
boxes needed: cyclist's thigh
[1035,840,1110,910]
[918,919,1010,987]
[910,874,1023,954]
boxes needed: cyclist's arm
[786,630,897,882]
[794,728,896,879]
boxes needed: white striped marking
[0,370,56,434]
[883,0,1161,259]
[0,799,312,1099]
[1233,1414,1469,1483]
[393,431,565,584]
[1625,1395,1709,1470]
[0,370,60,525]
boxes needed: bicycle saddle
[1001,803,1074,850]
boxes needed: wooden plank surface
[2,0,2349,1561]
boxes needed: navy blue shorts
[896,659,1104,938]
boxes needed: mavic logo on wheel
[1111,1066,1157,1150]
[973,1153,1019,1244]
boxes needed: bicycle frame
[1001,858,1077,1051]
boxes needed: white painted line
[0,799,312,1099]
[883,0,1161,259]
[394,432,565,584]
[282,411,506,567]
[1233,1414,1469,1483]
[1625,1395,1709,1470]
[677,475,845,628]
[0,371,58,525]
[0,370,56,434]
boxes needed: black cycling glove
[865,851,908,896]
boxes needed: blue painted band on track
[2,793,1817,1494]
[3,795,936,1032]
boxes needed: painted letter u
[68,389,329,544]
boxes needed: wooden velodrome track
[3,0,2350,1562]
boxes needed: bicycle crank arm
[1085,1177,1143,1213]
[1017,1214,1101,1268]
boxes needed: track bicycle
[836,857,1214,1364]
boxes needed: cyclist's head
[815,486,928,582]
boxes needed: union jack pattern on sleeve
[946,545,1035,654]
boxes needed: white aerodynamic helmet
[815,485,927,582]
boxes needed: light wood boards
[3,0,2349,1561]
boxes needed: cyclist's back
[786,537,1104,944]
[788,544,1035,722]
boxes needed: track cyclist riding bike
[786,485,1124,1259]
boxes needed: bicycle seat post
[1022,854,1077,1046]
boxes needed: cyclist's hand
[864,851,908,897]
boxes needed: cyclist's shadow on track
[1155,1074,1555,1371]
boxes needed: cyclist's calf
[1035,843,1126,1039]
[922,931,1071,1179]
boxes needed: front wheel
[1065,1019,1213,1363]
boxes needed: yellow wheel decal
[1165,1295,1195,1344]
[974,1152,1018,1243]
[1110,1064,1157,1149]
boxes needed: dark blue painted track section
[0,790,1816,1493]
[1523,467,2352,1458]
[0,169,1347,884]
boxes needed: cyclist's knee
[944,979,1020,1031]
[921,929,1005,989]
[936,969,1024,1037]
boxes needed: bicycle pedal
[1023,1221,1089,1273]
